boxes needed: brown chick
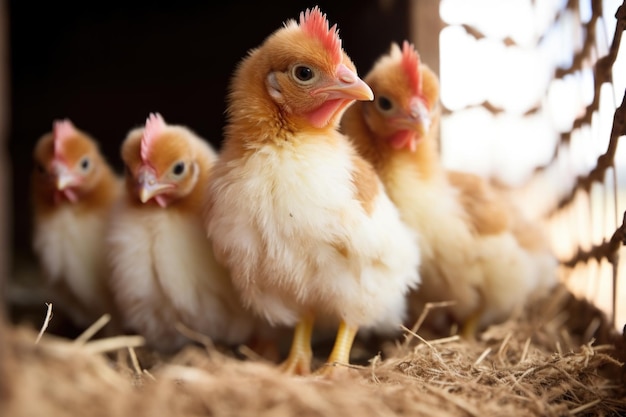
[341,41,558,338]
[106,113,257,354]
[31,119,122,331]
[204,7,421,376]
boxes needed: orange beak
[137,168,173,204]
[389,97,431,152]
[314,64,374,102]
[395,97,430,133]
[52,161,79,190]
[306,64,374,129]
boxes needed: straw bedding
[1,283,624,417]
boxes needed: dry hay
[1,283,625,417]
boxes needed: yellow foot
[460,310,482,340]
[312,321,358,379]
[278,314,314,376]
[278,349,312,376]
[312,360,354,379]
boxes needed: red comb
[401,40,422,96]
[53,119,75,158]
[299,6,342,66]
[141,112,166,163]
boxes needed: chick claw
[313,321,358,378]
[278,315,314,376]
[460,308,482,340]
[278,349,312,376]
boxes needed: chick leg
[460,311,481,340]
[279,313,314,375]
[460,290,486,340]
[315,321,358,376]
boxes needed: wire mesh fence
[439,0,626,329]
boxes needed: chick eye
[36,162,46,174]
[80,157,90,171]
[172,161,185,176]
[376,96,394,112]
[292,65,317,85]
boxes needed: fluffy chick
[107,113,255,353]
[204,7,421,376]
[31,119,122,330]
[341,41,558,338]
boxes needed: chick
[31,119,122,331]
[341,41,558,337]
[204,7,421,375]
[107,113,255,353]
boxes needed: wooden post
[0,0,10,404]
[409,0,443,77]
[0,0,8,318]
[409,0,443,147]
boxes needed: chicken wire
[436,0,626,329]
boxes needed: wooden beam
[409,0,443,77]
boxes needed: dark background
[6,0,410,274]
